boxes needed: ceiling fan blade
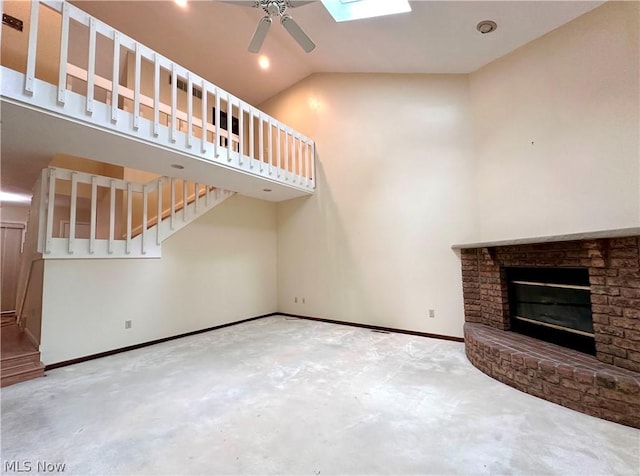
[248,16,272,53]
[220,1,260,7]
[280,14,315,53]
[287,1,315,8]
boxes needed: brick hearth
[458,235,640,427]
[465,322,639,428]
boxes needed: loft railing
[36,167,234,258]
[1,0,315,191]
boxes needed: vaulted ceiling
[72,0,605,105]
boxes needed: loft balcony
[1,0,316,202]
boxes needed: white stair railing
[37,167,234,259]
[1,0,315,192]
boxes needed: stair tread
[1,352,41,369]
[1,365,45,387]
[1,360,44,377]
[1,324,39,358]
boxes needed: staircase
[1,313,45,387]
[2,166,235,387]
[34,166,235,259]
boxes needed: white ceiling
[72,0,606,105]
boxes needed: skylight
[321,0,412,23]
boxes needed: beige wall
[39,195,277,364]
[469,1,640,241]
[1,1,61,84]
[261,73,477,337]
[0,204,30,223]
[261,2,638,337]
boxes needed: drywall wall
[39,195,277,364]
[1,1,61,84]
[261,74,477,337]
[0,203,30,223]
[470,1,640,241]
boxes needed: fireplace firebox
[506,267,595,354]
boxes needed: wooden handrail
[16,259,43,331]
[127,184,214,239]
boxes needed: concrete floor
[1,316,639,475]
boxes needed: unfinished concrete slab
[1,316,638,475]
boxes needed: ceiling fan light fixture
[321,0,411,23]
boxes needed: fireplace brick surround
[456,234,640,428]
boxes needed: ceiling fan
[224,1,316,53]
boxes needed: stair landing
[1,315,45,387]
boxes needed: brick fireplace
[455,232,640,428]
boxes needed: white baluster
[45,169,56,254]
[156,178,163,245]
[201,79,208,153]
[268,120,273,175]
[183,181,188,221]
[239,102,244,165]
[109,180,115,254]
[68,172,78,254]
[86,18,96,115]
[170,64,177,143]
[89,176,97,254]
[227,93,232,162]
[249,108,255,169]
[284,129,289,181]
[142,184,148,254]
[133,43,141,129]
[259,115,264,172]
[37,169,48,253]
[153,54,160,136]
[57,3,70,105]
[126,183,132,254]
[25,0,39,94]
[277,125,281,178]
[215,88,221,158]
[111,31,120,122]
[187,72,193,148]
[170,178,176,230]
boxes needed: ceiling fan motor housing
[260,0,287,17]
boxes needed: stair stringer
[145,188,236,251]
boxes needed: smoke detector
[477,20,497,34]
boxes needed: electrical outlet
[294,297,298,303]
[428,309,435,318]
[125,320,132,329]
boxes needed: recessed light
[263,188,272,192]
[170,164,185,170]
[477,20,497,34]
[175,0,187,8]
[258,55,270,70]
